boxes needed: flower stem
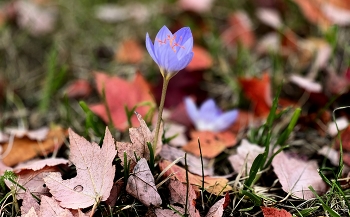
[153,76,170,151]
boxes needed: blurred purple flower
[185,97,238,132]
[146,26,194,79]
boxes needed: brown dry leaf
[159,160,232,195]
[228,139,264,174]
[261,206,292,217]
[115,39,144,64]
[126,158,162,207]
[106,180,124,207]
[221,11,255,49]
[159,145,213,176]
[272,152,327,199]
[21,191,40,215]
[117,112,162,170]
[238,72,272,117]
[1,126,66,166]
[183,130,237,159]
[168,179,199,217]
[186,45,213,71]
[90,72,154,131]
[44,128,116,209]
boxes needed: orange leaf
[182,130,237,158]
[1,126,66,166]
[238,72,272,117]
[115,39,144,64]
[261,207,292,217]
[90,71,154,131]
[158,160,232,195]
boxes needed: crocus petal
[145,33,159,65]
[154,26,173,61]
[199,99,220,115]
[173,27,193,53]
[158,41,178,73]
[177,37,193,60]
[166,52,193,73]
[184,97,199,124]
[213,110,239,132]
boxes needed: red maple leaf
[90,72,155,131]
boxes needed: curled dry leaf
[260,206,292,217]
[90,71,154,131]
[272,151,327,199]
[126,158,162,207]
[44,128,116,209]
[5,127,49,141]
[228,139,265,174]
[1,126,66,166]
[182,130,237,159]
[159,145,214,176]
[116,112,162,170]
[159,160,232,195]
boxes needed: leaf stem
[153,76,170,151]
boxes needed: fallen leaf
[115,39,144,64]
[159,160,232,195]
[23,207,38,217]
[168,179,199,217]
[65,79,92,99]
[15,0,57,36]
[272,151,327,199]
[159,145,214,176]
[183,131,237,159]
[5,127,49,141]
[44,128,116,209]
[261,207,292,217]
[126,158,162,207]
[163,122,188,147]
[116,112,162,170]
[221,11,255,49]
[39,196,73,217]
[318,146,339,166]
[238,72,272,117]
[178,0,214,13]
[335,125,350,152]
[21,191,40,215]
[327,117,348,137]
[154,206,193,217]
[106,180,124,207]
[256,8,283,29]
[95,3,150,24]
[14,158,69,173]
[7,167,56,199]
[90,72,154,131]
[186,45,213,71]
[205,197,227,217]
[228,139,265,174]
[2,126,66,166]
[289,75,322,93]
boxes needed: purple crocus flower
[185,97,239,132]
[146,26,194,79]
